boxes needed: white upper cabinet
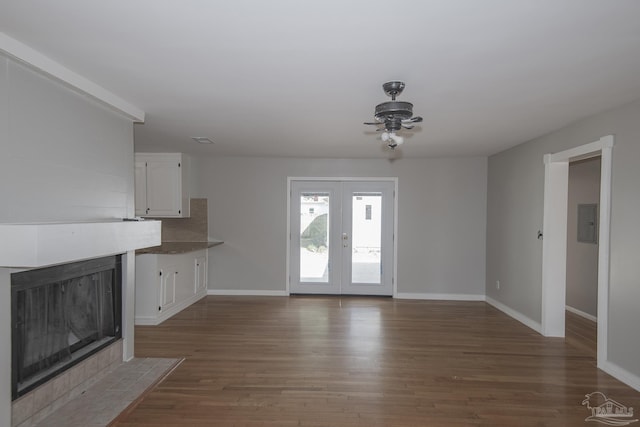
[134,159,147,215]
[135,153,190,217]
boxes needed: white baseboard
[207,290,484,299]
[207,289,288,296]
[395,292,485,301]
[485,296,542,334]
[599,359,640,392]
[133,316,158,326]
[565,305,597,322]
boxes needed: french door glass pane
[300,192,330,283]
[351,192,382,284]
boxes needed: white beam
[0,32,145,122]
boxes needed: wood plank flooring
[114,296,639,426]
[565,310,597,358]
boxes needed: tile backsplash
[156,198,208,242]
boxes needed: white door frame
[541,135,613,368]
[287,177,398,296]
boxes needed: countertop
[136,239,223,255]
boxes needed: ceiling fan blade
[364,122,383,125]
[408,116,423,123]
[401,124,414,129]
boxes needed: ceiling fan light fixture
[381,131,404,149]
[390,133,403,145]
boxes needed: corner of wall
[0,269,11,427]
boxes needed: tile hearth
[15,357,180,427]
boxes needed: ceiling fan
[364,81,423,149]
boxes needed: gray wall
[0,55,135,223]
[486,98,640,377]
[194,156,487,296]
[566,157,600,318]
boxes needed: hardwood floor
[565,310,597,358]
[114,296,639,426]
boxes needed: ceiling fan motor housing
[365,81,421,136]
[374,101,414,120]
[380,117,403,132]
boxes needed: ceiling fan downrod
[382,81,405,100]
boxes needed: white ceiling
[2,1,640,158]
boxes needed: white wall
[193,156,487,297]
[0,53,136,425]
[0,56,134,223]
[566,157,600,318]
[486,98,640,379]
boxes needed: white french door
[289,180,395,296]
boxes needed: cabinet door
[146,159,182,216]
[134,160,148,216]
[194,255,207,294]
[159,266,177,311]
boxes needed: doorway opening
[565,156,601,357]
[287,178,397,296]
[541,135,613,369]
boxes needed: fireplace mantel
[0,220,161,268]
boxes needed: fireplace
[11,255,122,400]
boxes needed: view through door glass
[351,192,382,284]
[300,192,330,283]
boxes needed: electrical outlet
[496,280,500,290]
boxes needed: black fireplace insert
[11,255,122,399]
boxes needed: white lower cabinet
[135,249,208,325]
[194,255,207,294]
[160,265,177,310]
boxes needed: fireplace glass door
[11,255,121,399]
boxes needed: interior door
[289,180,394,296]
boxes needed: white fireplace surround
[0,219,161,426]
[0,220,161,268]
